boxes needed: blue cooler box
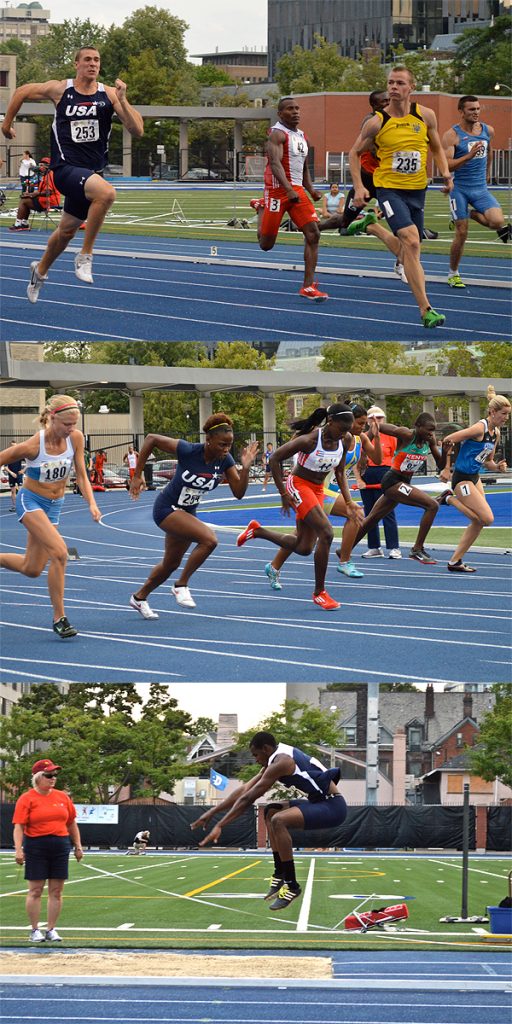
[487,906,512,934]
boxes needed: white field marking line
[2,287,504,339]
[427,859,512,882]
[296,858,315,933]
[80,861,297,929]
[0,859,194,899]
[0,658,179,679]
[0,317,146,342]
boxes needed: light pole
[329,704,338,769]
[494,83,512,94]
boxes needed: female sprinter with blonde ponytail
[0,395,100,637]
[441,385,510,573]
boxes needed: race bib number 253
[70,120,99,143]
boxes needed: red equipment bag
[344,902,409,931]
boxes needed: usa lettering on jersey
[181,469,220,490]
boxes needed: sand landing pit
[0,950,332,979]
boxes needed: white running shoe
[27,261,48,303]
[361,548,384,558]
[130,594,159,620]
[75,253,94,283]
[45,928,62,942]
[387,548,402,559]
[29,928,45,942]
[394,259,408,284]
[171,585,196,608]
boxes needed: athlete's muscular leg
[37,211,82,276]
[367,221,401,257]
[302,220,321,287]
[449,219,468,273]
[81,174,116,255]
[470,207,505,230]
[397,223,430,315]
[266,807,305,861]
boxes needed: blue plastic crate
[487,905,512,934]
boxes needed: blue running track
[0,484,510,684]
[1,235,510,342]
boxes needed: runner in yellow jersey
[349,66,453,328]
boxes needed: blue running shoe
[265,562,282,590]
[337,560,364,578]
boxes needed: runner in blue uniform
[442,96,511,288]
[129,414,258,614]
[1,45,143,301]
[192,731,347,911]
[441,387,510,572]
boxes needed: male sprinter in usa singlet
[349,66,453,328]
[1,45,143,302]
[442,95,511,289]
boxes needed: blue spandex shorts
[450,185,500,222]
[376,186,426,238]
[52,164,97,221]
[152,488,198,527]
[290,794,347,830]
[16,487,64,525]
[23,834,71,880]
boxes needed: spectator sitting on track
[12,758,84,943]
[191,732,347,913]
[9,157,61,231]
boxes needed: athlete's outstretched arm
[423,108,453,192]
[225,441,259,499]
[198,756,294,846]
[1,80,64,138]
[130,434,180,498]
[107,79,144,137]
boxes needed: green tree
[276,36,353,94]
[453,16,512,95]
[30,19,106,80]
[101,6,188,81]
[320,342,421,375]
[480,343,512,381]
[0,705,51,799]
[469,685,512,788]
[194,64,234,87]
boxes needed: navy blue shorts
[152,489,198,528]
[23,834,71,880]
[376,187,426,239]
[52,164,97,221]
[290,794,347,830]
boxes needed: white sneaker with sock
[171,585,196,608]
[130,594,159,620]
[29,928,45,942]
[45,928,62,941]
[75,253,94,283]
[27,261,48,303]
[361,548,384,558]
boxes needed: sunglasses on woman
[42,771,59,778]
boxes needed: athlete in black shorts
[1,45,143,302]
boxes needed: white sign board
[74,804,119,824]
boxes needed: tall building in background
[0,3,50,45]
[268,0,503,78]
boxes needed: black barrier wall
[286,805,477,851]
[486,806,512,851]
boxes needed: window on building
[0,71,8,87]
[456,732,463,747]
[344,727,356,744]
[408,726,422,750]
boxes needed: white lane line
[296,858,315,933]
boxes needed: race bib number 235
[392,150,421,174]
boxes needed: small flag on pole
[210,768,228,791]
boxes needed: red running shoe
[312,590,340,610]
[236,519,261,547]
[250,198,265,211]
[299,283,328,302]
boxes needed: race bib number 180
[392,150,421,174]
[70,120,99,143]
[40,460,69,482]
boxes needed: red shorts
[261,185,319,237]
[286,475,325,521]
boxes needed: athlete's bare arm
[0,434,40,466]
[198,754,295,845]
[1,80,65,138]
[422,107,453,192]
[486,125,495,182]
[441,126,484,172]
[106,79,144,137]
[302,159,322,202]
[266,130,300,200]
[130,434,179,498]
[269,430,318,509]
[191,769,266,831]
[348,114,380,206]
[378,422,414,444]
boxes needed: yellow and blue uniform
[373,103,429,237]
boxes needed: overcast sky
[47,1,267,61]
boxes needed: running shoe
[130,594,159,620]
[387,549,402,559]
[394,259,408,284]
[236,519,261,547]
[347,211,377,235]
[53,616,78,638]
[269,883,302,912]
[447,273,465,288]
[9,222,30,231]
[171,585,196,608]
[437,489,453,505]
[409,548,437,564]
[422,226,439,240]
[422,308,445,328]
[263,875,284,900]
[45,928,62,942]
[249,197,265,211]
[27,261,48,303]
[75,252,94,283]
[264,562,282,590]
[29,929,45,943]
[497,224,512,243]
[299,283,328,302]
[361,548,384,558]
[337,560,364,578]
[312,590,340,610]
[447,559,476,573]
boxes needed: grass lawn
[0,852,510,951]
[2,185,511,261]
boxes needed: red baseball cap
[32,758,61,773]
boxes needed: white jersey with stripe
[296,428,344,475]
[264,120,308,187]
[24,430,75,484]
[267,742,339,799]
